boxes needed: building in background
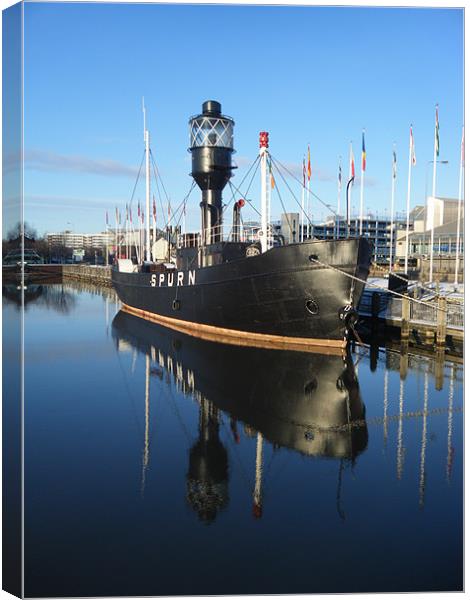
[395,197,464,261]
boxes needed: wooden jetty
[358,280,464,349]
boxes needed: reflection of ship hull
[112,238,370,350]
[112,310,368,459]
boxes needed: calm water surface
[5,283,463,596]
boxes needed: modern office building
[46,230,114,250]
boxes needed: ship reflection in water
[12,284,462,595]
[112,309,368,522]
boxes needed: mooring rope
[308,257,447,312]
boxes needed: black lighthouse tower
[189,100,234,246]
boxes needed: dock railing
[386,296,463,330]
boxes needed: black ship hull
[112,237,370,350]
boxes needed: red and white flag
[410,125,416,166]
[349,143,355,179]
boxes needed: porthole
[305,298,319,315]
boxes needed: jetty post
[401,293,410,342]
[436,296,447,346]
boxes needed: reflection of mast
[141,354,150,496]
[396,378,405,480]
[418,370,429,509]
[336,459,346,521]
[383,369,389,448]
[446,364,454,482]
[252,432,263,519]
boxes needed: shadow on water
[112,309,368,524]
[2,283,78,313]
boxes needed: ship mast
[259,132,269,253]
[143,98,151,263]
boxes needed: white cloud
[23,149,140,178]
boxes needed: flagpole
[359,130,365,235]
[116,208,120,261]
[306,146,311,238]
[454,125,464,288]
[105,211,109,266]
[429,103,439,284]
[126,206,129,259]
[389,145,397,273]
[301,157,305,242]
[337,157,342,239]
[405,127,413,275]
[143,98,151,263]
[349,142,354,231]
[153,196,157,261]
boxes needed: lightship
[112,100,371,350]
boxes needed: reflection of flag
[410,126,416,166]
[392,149,397,179]
[361,131,366,171]
[349,143,355,179]
[435,104,440,157]
[307,146,312,181]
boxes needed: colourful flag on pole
[392,149,397,179]
[361,131,366,171]
[307,146,312,181]
[338,160,342,187]
[137,202,141,218]
[349,143,355,179]
[410,126,416,166]
[153,196,156,220]
[106,210,109,226]
[302,158,306,187]
[435,104,440,157]
[130,207,133,223]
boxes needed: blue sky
[20,2,463,235]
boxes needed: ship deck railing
[176,224,269,249]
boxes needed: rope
[228,157,262,218]
[270,156,313,227]
[308,257,447,312]
[271,154,338,217]
[149,150,171,227]
[128,151,146,211]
